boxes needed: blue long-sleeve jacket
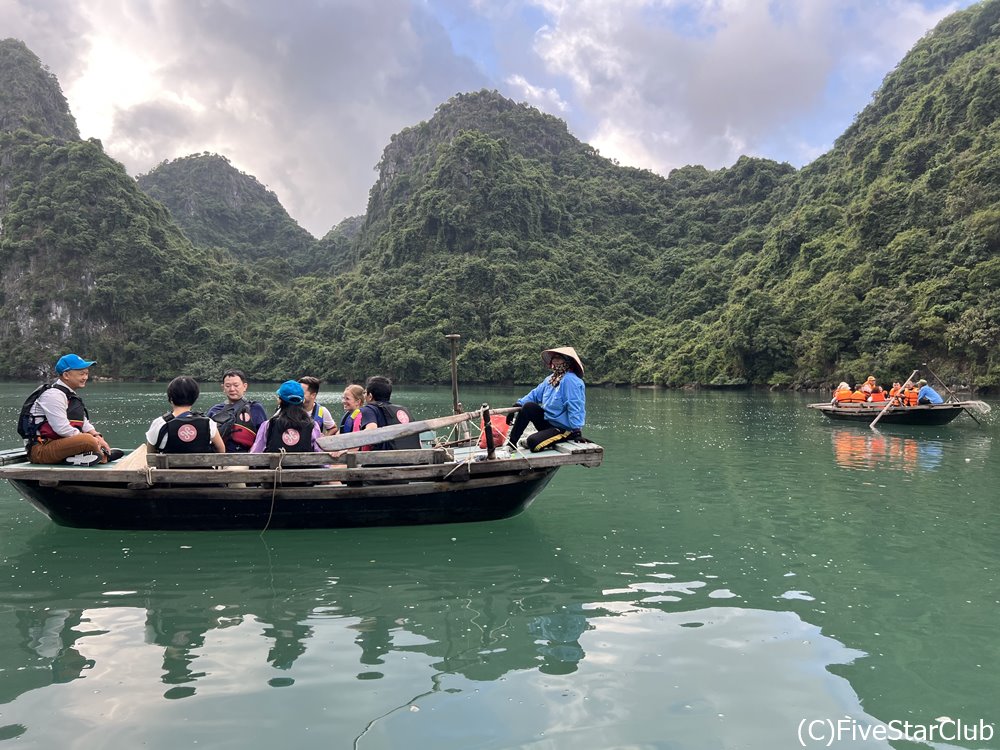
[917,385,943,404]
[517,372,586,431]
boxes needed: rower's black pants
[507,402,579,452]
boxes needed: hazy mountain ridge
[136,153,331,275]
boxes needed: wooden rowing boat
[806,401,987,426]
[0,436,603,531]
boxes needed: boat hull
[7,469,559,531]
[807,403,966,425]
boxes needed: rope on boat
[444,451,477,479]
[260,449,287,535]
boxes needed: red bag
[229,422,257,448]
[478,414,510,449]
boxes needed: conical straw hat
[541,346,584,376]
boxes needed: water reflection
[0,523,890,749]
[1,524,598,704]
[830,428,944,472]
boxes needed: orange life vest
[833,387,853,403]
[848,390,867,403]
[902,387,919,406]
[869,389,886,402]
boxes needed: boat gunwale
[0,443,604,487]
[806,401,974,412]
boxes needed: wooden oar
[870,368,919,429]
[316,406,520,452]
[109,444,148,470]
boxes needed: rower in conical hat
[507,345,587,453]
[541,346,584,376]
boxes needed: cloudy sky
[0,0,977,236]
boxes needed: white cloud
[529,0,968,173]
[504,73,570,112]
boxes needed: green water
[0,382,996,749]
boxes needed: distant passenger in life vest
[146,376,226,454]
[902,383,920,406]
[832,382,854,404]
[868,385,887,402]
[250,380,324,453]
[861,375,878,396]
[888,382,903,402]
[915,378,944,405]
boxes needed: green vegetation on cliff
[136,153,329,275]
[3,2,1000,388]
[0,39,77,140]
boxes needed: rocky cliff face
[0,38,79,142]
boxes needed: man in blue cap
[23,353,123,466]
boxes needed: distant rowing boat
[807,401,988,426]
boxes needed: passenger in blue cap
[249,380,324,453]
[21,353,124,466]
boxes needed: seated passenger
[888,382,903,402]
[915,378,944,405]
[299,376,338,436]
[832,382,853,404]
[868,386,887,403]
[850,385,868,403]
[339,384,366,434]
[250,380,323,453]
[207,369,267,453]
[358,375,420,451]
[861,375,878,396]
[22,353,124,465]
[902,383,919,406]
[146,376,226,454]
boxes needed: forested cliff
[1,0,1000,388]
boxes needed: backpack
[210,398,260,448]
[17,383,66,440]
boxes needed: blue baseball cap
[55,353,96,374]
[276,380,305,404]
